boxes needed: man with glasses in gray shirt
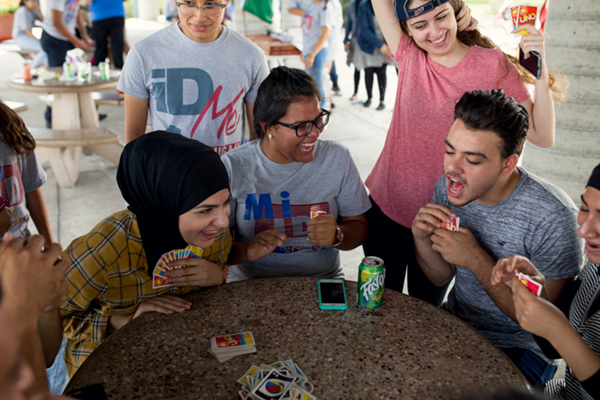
[118,0,269,155]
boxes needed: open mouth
[586,241,600,252]
[297,141,316,155]
[447,176,465,198]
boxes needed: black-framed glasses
[275,110,330,137]
[175,2,227,17]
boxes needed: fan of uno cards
[152,245,203,289]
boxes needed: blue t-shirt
[89,0,125,22]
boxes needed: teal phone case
[318,279,348,310]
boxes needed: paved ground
[0,15,516,283]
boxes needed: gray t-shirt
[12,6,40,39]
[117,24,269,155]
[0,138,47,238]
[222,139,371,278]
[301,0,334,55]
[42,0,80,41]
[433,167,583,359]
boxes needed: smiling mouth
[298,142,316,154]
[587,241,600,252]
[430,31,447,45]
[201,230,218,239]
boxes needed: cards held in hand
[208,332,256,362]
[152,245,203,289]
[237,360,316,400]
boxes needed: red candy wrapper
[510,4,538,34]
[515,272,542,296]
[310,210,327,219]
[440,216,460,232]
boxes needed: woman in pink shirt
[363,0,563,306]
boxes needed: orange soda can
[22,62,32,80]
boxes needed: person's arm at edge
[124,94,149,143]
[76,8,90,44]
[465,247,569,321]
[246,102,258,141]
[1,306,50,397]
[50,9,87,49]
[371,0,402,57]
[288,7,305,16]
[334,214,367,251]
[413,234,455,286]
[26,188,53,245]
[38,308,63,368]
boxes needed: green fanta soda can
[357,256,386,309]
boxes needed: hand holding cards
[209,332,257,363]
[152,245,203,289]
[515,272,543,296]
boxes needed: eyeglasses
[275,110,330,137]
[175,2,227,17]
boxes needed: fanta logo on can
[359,272,385,303]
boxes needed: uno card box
[510,4,538,34]
[211,332,256,354]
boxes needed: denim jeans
[501,347,558,386]
[13,34,47,67]
[46,336,69,394]
[306,47,330,110]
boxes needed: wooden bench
[29,127,123,187]
[39,92,124,108]
[4,101,28,113]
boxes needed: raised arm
[518,24,555,148]
[371,0,403,56]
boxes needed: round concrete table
[5,69,123,187]
[65,278,528,399]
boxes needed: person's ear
[500,154,519,176]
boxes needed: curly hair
[398,0,566,100]
[0,101,36,156]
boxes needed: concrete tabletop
[65,277,528,399]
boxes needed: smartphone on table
[318,279,348,310]
[519,48,542,80]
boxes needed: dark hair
[399,0,566,100]
[253,66,321,139]
[454,89,529,159]
[0,100,36,156]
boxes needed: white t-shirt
[118,24,269,155]
[222,139,371,278]
[41,0,80,41]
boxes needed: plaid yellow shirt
[60,210,231,378]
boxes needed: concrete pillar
[520,0,600,203]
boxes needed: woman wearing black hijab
[60,132,233,378]
[492,163,600,399]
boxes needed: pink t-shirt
[365,34,531,228]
